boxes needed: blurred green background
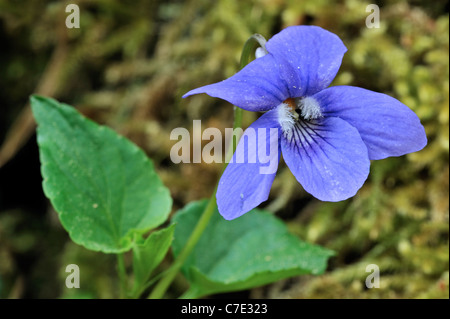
[0,0,448,298]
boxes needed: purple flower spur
[183,26,427,220]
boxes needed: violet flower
[183,26,427,220]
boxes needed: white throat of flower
[277,102,297,134]
[298,96,322,120]
[277,96,322,136]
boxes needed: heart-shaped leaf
[172,200,334,298]
[132,224,175,296]
[31,95,172,253]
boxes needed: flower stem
[239,34,268,69]
[117,253,127,298]
[148,187,217,299]
[148,33,267,299]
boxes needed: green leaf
[172,200,334,298]
[132,224,175,296]
[31,95,172,253]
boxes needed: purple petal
[217,110,281,220]
[314,86,427,160]
[281,117,370,201]
[266,25,347,97]
[183,54,289,112]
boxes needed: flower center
[277,96,322,135]
[297,96,322,120]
